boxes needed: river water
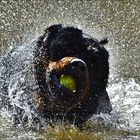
[0,0,140,139]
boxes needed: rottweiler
[0,24,111,126]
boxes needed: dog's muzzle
[44,57,89,111]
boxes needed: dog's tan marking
[44,57,75,71]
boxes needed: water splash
[108,78,140,131]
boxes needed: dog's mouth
[44,57,89,111]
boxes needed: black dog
[0,24,111,126]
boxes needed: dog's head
[32,24,109,114]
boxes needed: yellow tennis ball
[59,75,76,92]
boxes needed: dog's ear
[86,37,108,51]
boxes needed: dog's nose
[70,58,87,73]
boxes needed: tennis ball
[59,75,76,92]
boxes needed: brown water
[0,0,140,140]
